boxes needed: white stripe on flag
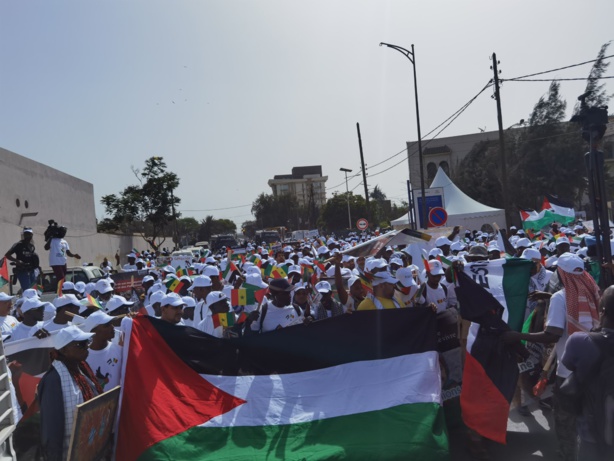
[201,351,441,428]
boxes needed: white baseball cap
[435,237,452,247]
[21,298,45,313]
[0,293,15,302]
[105,295,134,313]
[202,266,220,278]
[22,288,39,299]
[205,291,228,306]
[81,310,115,332]
[396,267,417,288]
[74,281,86,294]
[161,293,185,307]
[188,275,212,290]
[557,253,584,274]
[54,325,94,350]
[246,273,268,289]
[95,279,114,294]
[372,272,398,286]
[149,290,166,305]
[53,294,81,309]
[521,248,542,261]
[182,296,196,308]
[315,281,332,293]
[556,237,571,246]
[61,281,75,292]
[426,260,445,276]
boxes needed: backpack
[583,332,614,451]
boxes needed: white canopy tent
[391,167,507,231]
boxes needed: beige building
[407,130,500,189]
[268,165,328,207]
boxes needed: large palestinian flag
[456,258,532,444]
[116,310,448,461]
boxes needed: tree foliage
[251,193,300,230]
[319,192,368,231]
[573,41,612,113]
[176,217,200,247]
[100,157,180,250]
[197,215,237,242]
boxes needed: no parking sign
[428,207,448,227]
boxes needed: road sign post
[356,218,369,231]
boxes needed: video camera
[44,219,67,242]
[570,92,609,142]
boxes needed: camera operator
[4,227,40,292]
[44,222,81,280]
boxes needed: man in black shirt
[4,228,39,292]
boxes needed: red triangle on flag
[116,317,246,461]
[0,257,9,283]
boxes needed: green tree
[251,193,300,230]
[197,215,237,242]
[573,41,612,113]
[319,192,368,231]
[241,220,257,238]
[100,157,180,250]
[176,217,200,247]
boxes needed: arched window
[426,162,437,184]
[439,161,450,176]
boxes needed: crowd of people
[1,221,613,460]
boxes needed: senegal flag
[116,310,448,461]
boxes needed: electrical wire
[503,76,614,82]
[504,54,614,81]
[179,204,252,212]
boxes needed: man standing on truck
[4,228,40,293]
[44,227,81,280]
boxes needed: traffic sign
[356,218,369,231]
[428,207,448,227]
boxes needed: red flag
[0,257,9,286]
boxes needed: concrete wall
[0,147,171,275]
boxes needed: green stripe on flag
[502,258,533,332]
[139,403,448,461]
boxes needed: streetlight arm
[379,42,414,64]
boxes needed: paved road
[450,402,559,460]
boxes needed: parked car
[9,266,105,302]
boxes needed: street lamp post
[340,168,353,229]
[380,42,426,229]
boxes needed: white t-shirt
[49,238,69,266]
[6,321,44,342]
[0,316,18,335]
[251,305,303,333]
[86,343,123,391]
[417,283,449,313]
[42,320,71,333]
[546,289,595,378]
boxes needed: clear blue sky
[1,0,612,228]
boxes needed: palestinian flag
[0,257,10,288]
[116,311,449,461]
[165,278,184,294]
[456,259,532,444]
[30,280,44,295]
[462,258,532,331]
[542,193,575,225]
[222,261,239,283]
[519,208,553,231]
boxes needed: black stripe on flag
[147,308,438,376]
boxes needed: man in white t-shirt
[247,279,304,333]
[416,260,450,313]
[43,295,81,333]
[0,293,18,337]
[7,298,49,342]
[45,233,81,280]
[83,310,123,391]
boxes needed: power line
[503,76,614,82]
[505,54,614,81]
[179,204,252,212]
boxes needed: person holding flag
[38,325,103,461]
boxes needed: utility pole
[340,168,353,229]
[356,123,370,221]
[491,53,510,227]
